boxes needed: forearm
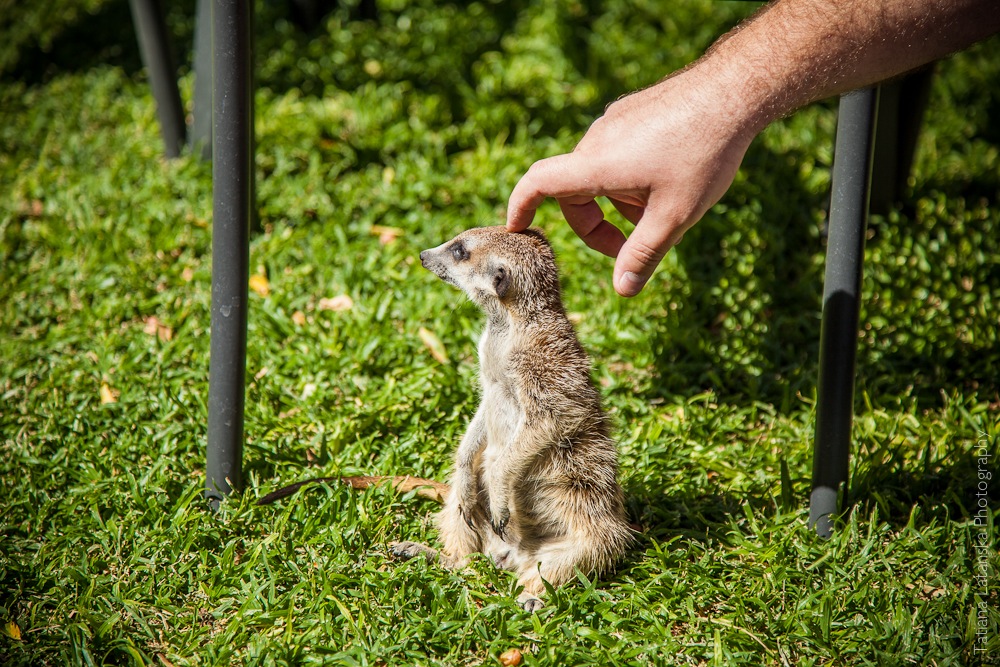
[455,409,487,471]
[689,0,1000,138]
[486,421,549,529]
[504,0,999,297]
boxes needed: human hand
[506,69,756,297]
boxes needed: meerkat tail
[257,475,449,505]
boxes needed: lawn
[1,0,998,665]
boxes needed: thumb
[612,203,682,297]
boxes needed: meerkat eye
[450,242,470,262]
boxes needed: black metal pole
[128,0,186,157]
[810,87,879,538]
[191,0,214,160]
[206,0,254,508]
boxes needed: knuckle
[524,160,547,182]
[628,237,667,266]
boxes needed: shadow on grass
[644,140,827,408]
[643,138,999,413]
[620,406,995,550]
[848,434,997,528]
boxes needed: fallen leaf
[419,327,449,364]
[371,224,404,245]
[249,274,270,297]
[181,267,195,282]
[4,621,21,640]
[499,648,522,666]
[922,584,947,598]
[318,295,353,312]
[100,383,118,405]
[291,311,307,326]
[143,316,173,341]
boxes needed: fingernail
[619,271,646,296]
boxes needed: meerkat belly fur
[391,226,633,611]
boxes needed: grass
[1,0,998,664]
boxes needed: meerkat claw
[459,505,476,530]
[389,541,417,559]
[490,509,509,538]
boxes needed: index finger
[506,154,599,232]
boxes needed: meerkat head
[420,226,561,311]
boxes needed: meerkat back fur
[391,226,633,611]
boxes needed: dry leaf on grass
[419,327,449,364]
[371,224,404,245]
[100,383,118,405]
[249,274,270,297]
[499,649,522,666]
[318,295,353,312]
[4,621,21,640]
[291,310,307,326]
[143,316,173,341]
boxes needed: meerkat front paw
[486,478,511,537]
[450,470,480,530]
[489,504,510,538]
[456,486,479,530]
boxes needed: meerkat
[390,225,633,611]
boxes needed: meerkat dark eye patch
[450,242,470,262]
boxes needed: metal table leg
[810,87,879,538]
[129,0,186,157]
[191,0,214,160]
[206,0,254,508]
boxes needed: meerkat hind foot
[389,541,438,562]
[517,591,544,612]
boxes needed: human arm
[506,0,1000,297]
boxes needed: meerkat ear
[492,264,510,299]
